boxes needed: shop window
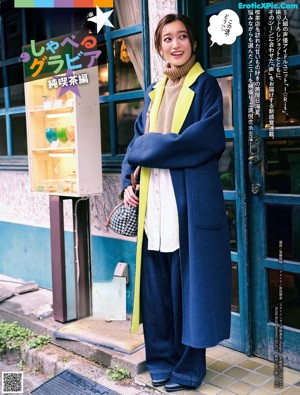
[98,43,109,96]
[100,103,111,155]
[219,139,235,191]
[266,204,300,263]
[25,9,48,42]
[99,0,149,171]
[114,37,143,93]
[11,114,27,156]
[0,117,7,156]
[265,139,300,194]
[48,9,72,38]
[264,68,300,127]
[8,64,25,108]
[209,40,232,68]
[268,269,300,330]
[286,7,300,56]
[117,100,144,154]
[225,200,237,252]
[262,2,300,57]
[232,263,240,313]
[4,11,22,59]
[217,76,234,130]
[0,3,148,170]
[207,0,224,4]
[0,70,4,109]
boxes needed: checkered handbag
[105,167,140,237]
[106,203,138,237]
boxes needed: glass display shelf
[25,67,102,196]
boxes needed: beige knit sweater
[156,54,195,134]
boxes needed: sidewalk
[1,274,300,395]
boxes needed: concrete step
[3,344,155,395]
[0,275,146,376]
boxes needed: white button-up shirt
[144,168,179,252]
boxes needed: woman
[121,14,231,392]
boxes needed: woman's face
[160,20,194,67]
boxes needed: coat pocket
[187,169,225,230]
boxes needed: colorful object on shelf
[45,127,57,143]
[66,126,75,142]
[57,127,68,143]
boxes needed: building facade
[0,0,300,370]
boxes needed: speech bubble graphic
[208,9,243,46]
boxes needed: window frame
[99,2,150,172]
[0,1,150,172]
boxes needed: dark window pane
[232,263,239,313]
[262,7,300,57]
[217,76,233,130]
[8,64,24,107]
[0,88,5,108]
[49,9,72,37]
[0,69,4,108]
[226,201,237,252]
[111,8,120,30]
[269,270,300,330]
[4,11,23,59]
[209,44,232,68]
[208,0,224,4]
[25,9,47,42]
[286,7,300,56]
[11,114,27,155]
[117,100,143,154]
[98,42,109,96]
[219,140,235,190]
[99,63,109,96]
[0,117,8,156]
[264,68,300,127]
[266,139,300,194]
[266,205,300,262]
[0,31,2,61]
[114,36,143,93]
[100,103,111,154]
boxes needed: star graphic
[88,6,114,34]
[55,69,81,98]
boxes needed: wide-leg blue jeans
[140,236,206,387]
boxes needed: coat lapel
[172,62,205,133]
[148,76,167,132]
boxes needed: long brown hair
[154,14,198,57]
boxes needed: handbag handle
[130,173,137,192]
[105,202,124,228]
[131,166,140,193]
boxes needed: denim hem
[149,369,172,381]
[171,369,206,387]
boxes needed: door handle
[248,137,262,195]
[248,157,261,195]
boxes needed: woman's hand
[124,185,139,208]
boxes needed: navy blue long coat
[121,63,232,348]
